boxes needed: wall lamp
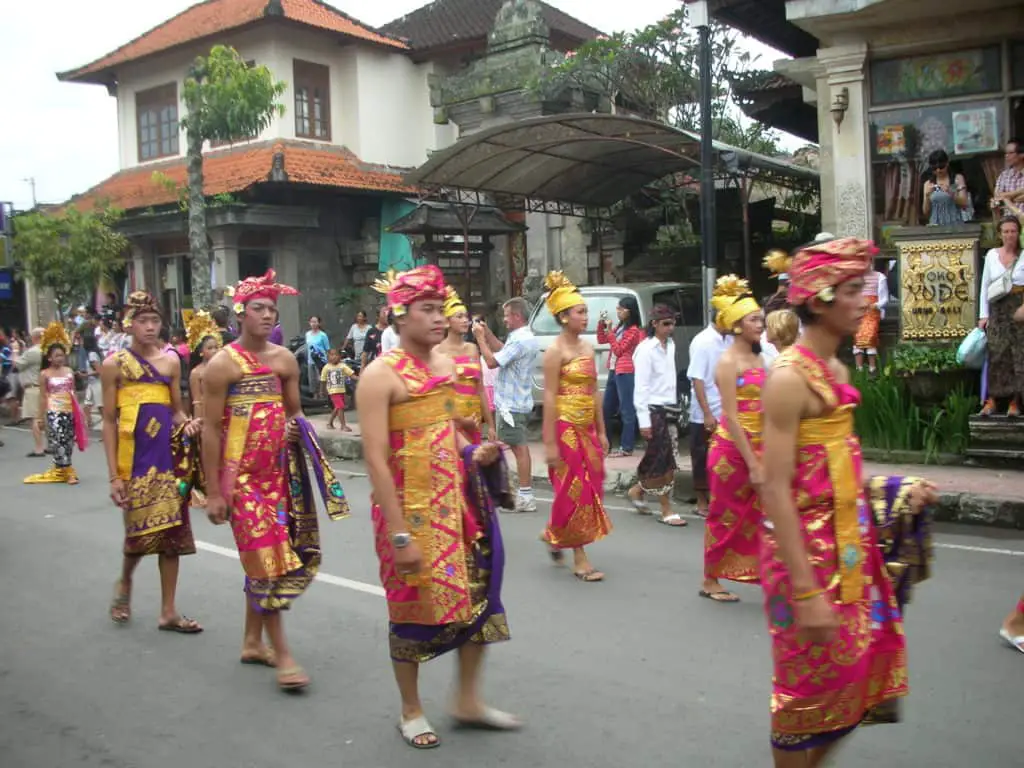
[831,87,850,133]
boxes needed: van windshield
[530,293,633,335]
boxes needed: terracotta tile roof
[68,139,415,212]
[58,0,406,84]
[381,0,603,51]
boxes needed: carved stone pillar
[818,44,871,240]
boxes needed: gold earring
[733,326,741,335]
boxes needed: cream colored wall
[112,26,458,173]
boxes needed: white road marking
[195,540,386,597]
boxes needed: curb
[318,433,1024,531]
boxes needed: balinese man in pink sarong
[358,265,517,750]
[759,237,935,767]
[203,270,349,693]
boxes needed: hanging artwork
[952,107,999,155]
[876,125,907,155]
[871,47,1001,106]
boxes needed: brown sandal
[110,581,131,624]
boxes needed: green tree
[182,45,285,309]
[13,207,129,320]
[533,7,782,155]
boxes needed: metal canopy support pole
[692,1,716,323]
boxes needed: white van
[526,282,703,430]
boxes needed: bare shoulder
[270,344,299,374]
[431,348,456,377]
[579,340,596,357]
[206,347,241,381]
[359,357,403,399]
[829,358,850,385]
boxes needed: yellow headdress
[763,249,792,280]
[544,271,585,317]
[443,286,468,319]
[185,310,221,352]
[711,275,761,333]
[40,321,71,353]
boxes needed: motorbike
[287,336,359,411]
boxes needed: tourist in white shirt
[686,318,732,517]
[627,305,686,526]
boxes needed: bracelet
[792,586,826,602]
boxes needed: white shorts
[853,346,878,355]
[85,379,102,407]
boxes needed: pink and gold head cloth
[786,237,878,306]
[372,265,447,316]
[224,269,299,313]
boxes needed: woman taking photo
[596,296,644,457]
[541,271,612,582]
[922,149,971,226]
[978,215,1024,416]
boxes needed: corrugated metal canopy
[406,114,703,208]
[406,114,818,209]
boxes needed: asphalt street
[1,425,1022,768]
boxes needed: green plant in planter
[890,342,960,375]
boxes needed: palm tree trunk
[186,128,211,310]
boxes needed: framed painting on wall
[952,107,999,155]
[871,47,1002,106]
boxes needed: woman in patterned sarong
[24,322,87,485]
[759,238,936,766]
[541,271,612,582]
[185,310,221,508]
[437,286,494,443]
[701,276,765,603]
[1000,594,1024,655]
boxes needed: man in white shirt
[628,305,686,526]
[686,318,732,516]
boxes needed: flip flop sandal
[999,627,1024,654]
[398,715,440,749]
[27,452,45,458]
[110,581,131,624]
[277,666,310,692]
[452,706,523,731]
[699,589,740,603]
[158,616,203,634]
[658,513,688,527]
[628,496,652,514]
[574,569,604,582]
[240,650,277,668]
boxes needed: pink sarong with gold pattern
[704,367,765,583]
[759,346,907,750]
[544,356,612,549]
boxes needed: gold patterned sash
[777,346,863,604]
[557,394,595,427]
[116,382,172,479]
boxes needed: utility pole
[22,177,38,208]
[690,1,717,323]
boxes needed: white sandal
[398,715,440,749]
[658,513,688,527]
[452,706,523,731]
[999,627,1024,654]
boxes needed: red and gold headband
[225,269,299,313]
[787,237,878,306]
[372,265,447,316]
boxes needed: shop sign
[898,237,977,341]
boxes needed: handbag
[956,327,987,370]
[986,255,1020,303]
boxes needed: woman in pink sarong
[702,276,765,602]
[437,287,494,444]
[540,271,612,582]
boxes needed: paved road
[1,427,1021,768]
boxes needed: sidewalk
[309,412,1024,529]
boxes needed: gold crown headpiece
[543,270,585,317]
[713,274,751,299]
[763,250,793,278]
[443,286,468,318]
[40,321,71,353]
[185,310,221,352]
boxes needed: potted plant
[890,342,975,404]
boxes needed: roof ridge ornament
[264,0,284,18]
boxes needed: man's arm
[687,340,715,427]
[280,351,303,420]
[356,362,407,535]
[633,342,652,431]
[482,323,503,352]
[201,352,234,503]
[15,345,39,371]
[100,357,122,482]
[760,367,817,593]
[167,353,187,426]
